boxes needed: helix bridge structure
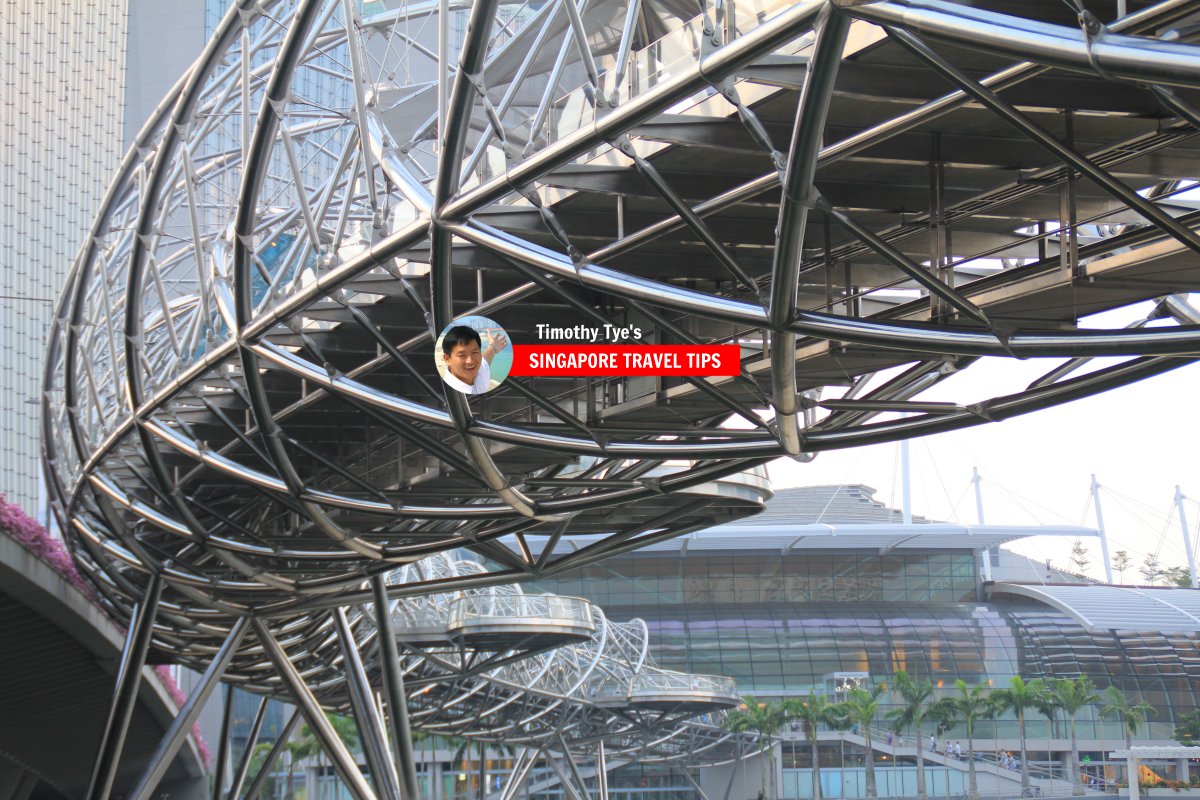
[40,0,1200,796]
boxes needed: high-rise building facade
[0,3,129,515]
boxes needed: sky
[764,304,1200,585]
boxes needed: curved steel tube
[42,0,1200,776]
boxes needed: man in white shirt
[440,324,509,395]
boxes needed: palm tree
[297,715,360,800]
[1050,676,1101,796]
[929,680,993,800]
[725,697,786,799]
[782,694,843,800]
[1100,686,1157,748]
[887,671,934,800]
[842,685,885,799]
[447,736,476,800]
[992,676,1050,794]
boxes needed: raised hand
[482,328,509,362]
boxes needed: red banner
[509,345,741,377]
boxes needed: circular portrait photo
[435,316,511,395]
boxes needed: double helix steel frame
[40,0,1200,796]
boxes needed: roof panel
[989,583,1200,632]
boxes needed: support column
[1127,757,1140,800]
[253,618,378,800]
[596,741,608,800]
[557,736,589,800]
[335,607,402,800]
[128,617,250,800]
[1059,110,1079,277]
[437,0,449,151]
[548,755,586,800]
[372,575,422,800]
[87,573,163,800]
[243,709,302,800]
[499,749,538,800]
[212,685,236,800]
[682,770,712,800]
[900,435,912,525]
[228,695,270,800]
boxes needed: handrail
[448,592,594,627]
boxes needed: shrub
[0,493,90,596]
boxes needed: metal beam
[86,573,163,800]
[128,618,250,800]
[252,619,378,800]
[243,709,302,800]
[371,576,422,800]
[211,685,236,800]
[336,607,403,800]
[227,695,269,800]
[884,26,1200,260]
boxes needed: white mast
[1173,486,1199,589]
[1091,474,1115,584]
[973,467,993,582]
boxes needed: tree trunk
[769,743,778,800]
[1070,717,1084,796]
[286,752,295,800]
[480,744,487,800]
[1018,709,1030,792]
[967,725,979,800]
[810,736,822,800]
[863,729,877,799]
[914,724,927,800]
[432,744,440,800]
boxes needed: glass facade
[542,551,979,608]
[531,548,1200,742]
[1,1,127,514]
[634,604,1018,696]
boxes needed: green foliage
[1172,709,1200,746]
[928,680,993,738]
[724,695,787,738]
[842,684,885,729]
[724,697,790,800]
[992,676,1051,719]
[927,681,993,800]
[886,670,934,735]
[1049,675,1099,718]
[842,685,886,799]
[1100,686,1157,745]
[886,671,934,800]
[992,676,1053,790]
[781,693,843,740]
[1069,539,1090,573]
[1162,565,1194,588]
[1140,554,1162,584]
[1112,551,1132,583]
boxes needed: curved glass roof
[990,582,1200,632]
